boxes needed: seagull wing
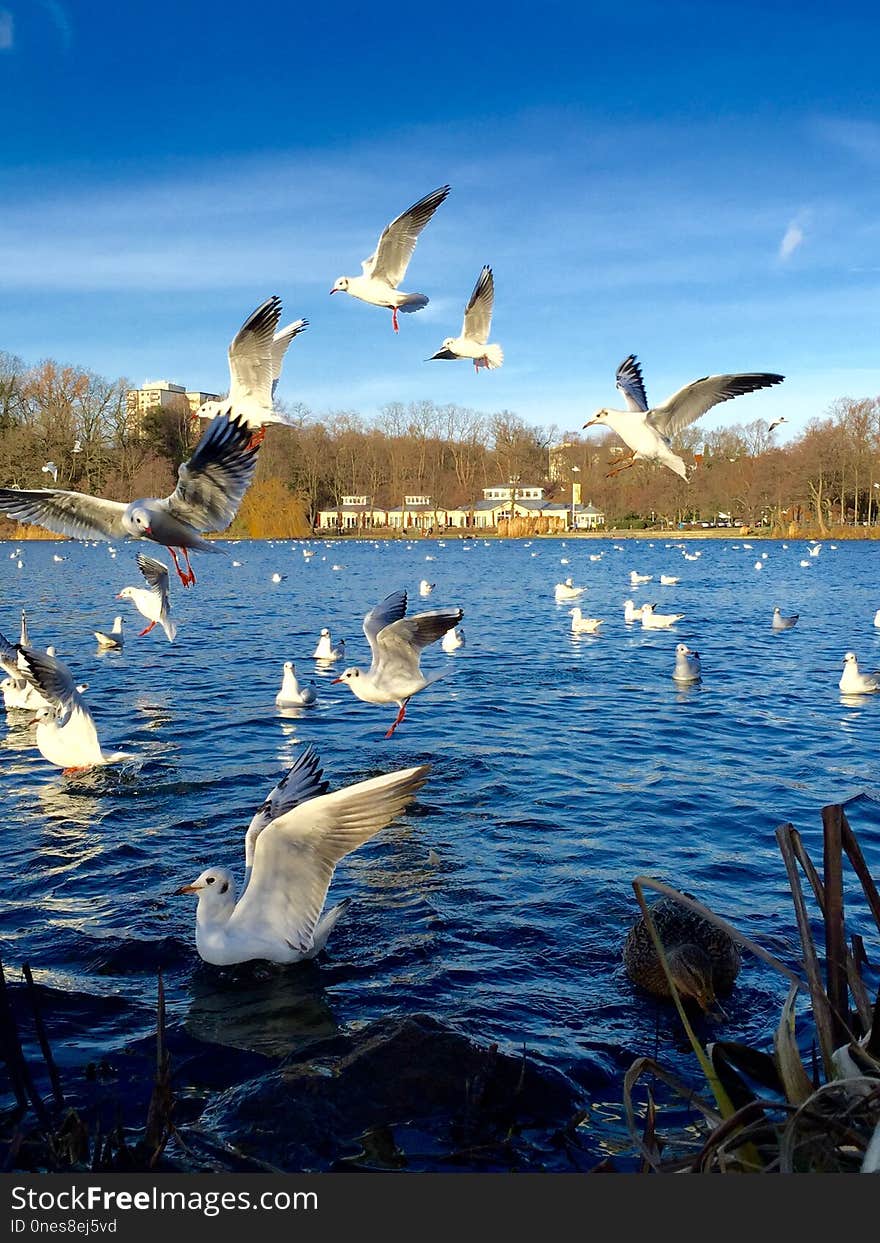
[615,355,649,412]
[229,764,430,954]
[227,295,282,408]
[363,590,408,667]
[270,319,308,399]
[136,553,171,606]
[0,628,19,678]
[375,608,463,680]
[362,185,451,287]
[461,266,494,344]
[647,373,785,438]
[244,745,330,871]
[19,610,29,648]
[0,488,128,541]
[162,410,260,532]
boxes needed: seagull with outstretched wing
[428,265,503,371]
[195,296,308,443]
[584,358,784,480]
[175,748,429,965]
[0,409,261,586]
[333,588,463,738]
[330,185,451,332]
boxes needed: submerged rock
[197,1013,584,1171]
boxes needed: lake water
[2,534,879,1169]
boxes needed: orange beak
[331,676,343,684]
[583,418,599,428]
[174,883,202,895]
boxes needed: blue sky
[2,0,879,441]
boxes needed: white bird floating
[772,607,799,631]
[117,554,177,642]
[175,746,429,965]
[873,609,880,629]
[419,579,435,596]
[17,647,132,773]
[672,643,701,683]
[839,652,880,695]
[94,616,124,650]
[659,574,679,585]
[809,544,822,557]
[641,603,684,629]
[275,661,317,707]
[312,628,345,661]
[623,599,653,623]
[330,185,451,332]
[333,589,462,738]
[195,295,308,444]
[441,625,465,653]
[630,571,653,584]
[584,354,784,480]
[569,608,603,634]
[427,265,503,371]
[555,577,585,602]
[271,572,287,583]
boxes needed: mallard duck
[623,896,740,1010]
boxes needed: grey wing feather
[136,553,171,605]
[163,409,260,532]
[227,295,282,408]
[17,646,79,708]
[244,745,330,869]
[616,355,649,412]
[376,608,464,676]
[363,590,408,665]
[462,266,494,344]
[364,185,451,287]
[0,488,129,541]
[0,628,19,678]
[648,373,785,438]
[270,319,308,399]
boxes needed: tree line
[1,350,878,538]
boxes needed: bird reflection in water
[184,961,339,1060]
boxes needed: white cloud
[0,10,14,50]
[778,213,808,262]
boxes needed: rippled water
[2,533,879,1166]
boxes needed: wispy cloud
[812,116,880,165]
[778,212,808,262]
[0,9,14,51]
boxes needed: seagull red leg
[168,546,192,587]
[384,699,409,739]
[245,426,266,452]
[181,548,196,586]
[391,307,399,333]
[138,621,157,637]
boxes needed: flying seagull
[195,295,308,444]
[175,746,429,965]
[330,185,451,332]
[333,589,463,738]
[584,356,784,480]
[41,462,58,483]
[117,554,177,641]
[768,416,788,433]
[0,409,261,587]
[428,265,503,371]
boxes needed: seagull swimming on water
[312,628,345,661]
[839,652,880,695]
[117,554,177,641]
[427,265,503,371]
[772,607,799,631]
[333,589,463,738]
[0,410,260,587]
[672,643,701,682]
[175,746,429,965]
[641,603,684,629]
[584,355,784,480]
[570,608,603,634]
[94,616,124,650]
[17,646,133,773]
[275,661,317,707]
[195,295,308,445]
[330,185,451,332]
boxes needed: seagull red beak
[331,676,343,684]
[143,526,152,535]
[329,288,339,294]
[174,883,202,895]
[583,418,599,428]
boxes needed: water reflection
[184,963,339,1058]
